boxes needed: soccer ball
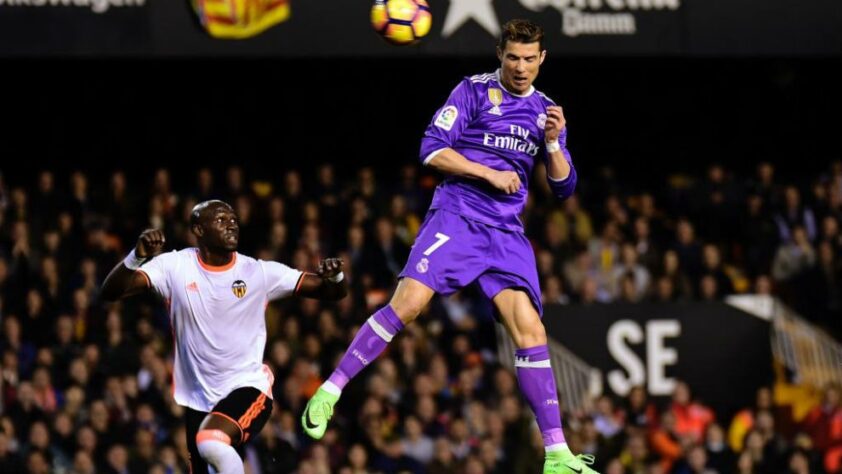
[371,0,432,46]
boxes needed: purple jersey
[420,69,577,231]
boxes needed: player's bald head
[190,200,234,227]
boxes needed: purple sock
[326,305,404,390]
[515,345,566,449]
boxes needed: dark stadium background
[3,58,840,180]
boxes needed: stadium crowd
[0,160,840,474]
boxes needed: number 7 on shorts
[423,232,450,256]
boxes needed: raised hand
[136,229,166,258]
[544,105,566,144]
[318,258,344,279]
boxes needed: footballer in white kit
[102,200,347,474]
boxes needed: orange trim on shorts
[197,252,237,272]
[196,429,232,445]
[210,411,244,441]
[238,393,267,430]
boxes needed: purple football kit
[322,69,579,455]
[399,69,578,315]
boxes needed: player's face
[497,41,546,95]
[200,205,239,252]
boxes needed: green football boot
[301,387,339,440]
[544,450,600,474]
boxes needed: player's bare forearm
[297,258,348,301]
[298,275,348,301]
[427,148,495,180]
[101,229,165,301]
[101,263,148,301]
[428,148,522,194]
[546,149,571,181]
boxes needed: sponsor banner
[0,0,839,56]
[542,302,773,418]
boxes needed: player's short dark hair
[498,19,544,51]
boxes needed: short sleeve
[261,260,305,301]
[137,250,179,300]
[419,78,477,164]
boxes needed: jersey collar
[196,249,237,272]
[495,69,535,98]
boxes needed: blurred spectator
[632,216,660,273]
[744,429,774,474]
[672,219,703,279]
[673,444,717,474]
[0,429,23,474]
[370,217,410,288]
[775,186,818,243]
[659,250,693,301]
[788,448,812,474]
[772,226,816,282]
[547,194,594,252]
[695,164,740,244]
[24,448,50,474]
[611,244,651,301]
[670,382,714,443]
[589,221,622,278]
[650,411,684,473]
[592,395,624,439]
[800,241,842,334]
[802,384,842,473]
[402,415,434,464]
[700,244,734,296]
[621,432,652,474]
[622,385,657,431]
[740,193,779,277]
[704,423,734,474]
[542,275,570,305]
[729,387,774,452]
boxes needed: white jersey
[138,248,303,412]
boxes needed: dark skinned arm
[101,229,166,302]
[296,257,348,301]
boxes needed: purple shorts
[399,209,543,316]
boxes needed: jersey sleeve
[261,260,305,301]
[419,78,477,165]
[543,127,578,200]
[137,250,179,300]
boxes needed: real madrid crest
[231,280,247,298]
[488,88,503,115]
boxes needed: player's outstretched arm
[296,257,348,301]
[101,229,165,301]
[428,149,522,194]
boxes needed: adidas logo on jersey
[186,282,199,292]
